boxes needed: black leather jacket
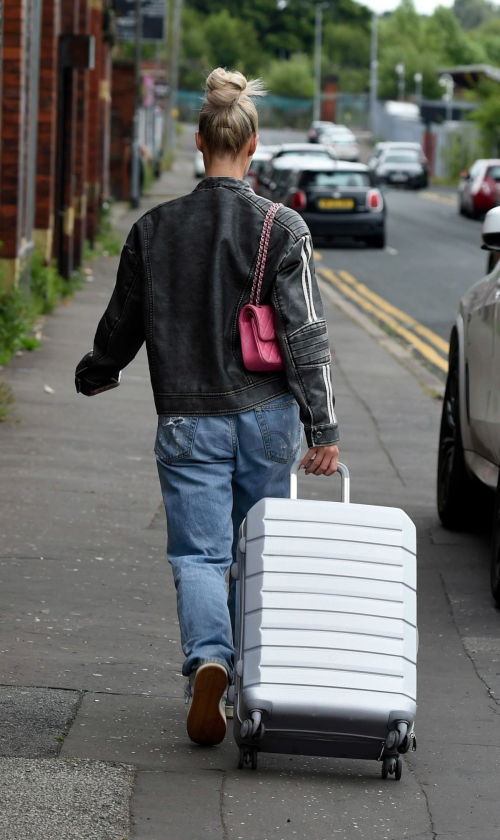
[75,177,339,447]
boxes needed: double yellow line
[317,264,449,373]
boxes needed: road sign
[115,0,165,42]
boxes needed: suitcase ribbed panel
[239,497,417,744]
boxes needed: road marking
[313,250,323,261]
[335,269,449,355]
[385,246,398,255]
[318,265,449,373]
[419,191,456,207]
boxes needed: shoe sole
[186,663,228,746]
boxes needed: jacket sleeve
[272,233,339,448]
[75,226,145,396]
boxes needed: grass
[0,381,16,422]
[0,199,118,372]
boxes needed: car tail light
[366,189,383,212]
[291,190,307,210]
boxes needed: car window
[278,149,331,159]
[469,161,483,179]
[487,166,500,181]
[299,170,371,188]
[275,169,291,188]
[383,152,419,163]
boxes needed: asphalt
[0,127,499,839]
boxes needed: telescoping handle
[290,459,350,503]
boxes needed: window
[383,152,419,164]
[299,170,371,188]
[487,166,500,182]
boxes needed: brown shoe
[186,663,228,746]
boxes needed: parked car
[255,144,336,196]
[256,155,308,200]
[375,148,427,189]
[308,120,336,143]
[437,206,500,605]
[272,143,337,162]
[274,158,386,248]
[194,150,205,178]
[369,142,429,186]
[458,159,500,218]
[321,128,360,162]
[244,146,278,191]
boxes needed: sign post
[115,0,165,42]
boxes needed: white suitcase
[230,462,417,779]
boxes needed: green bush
[0,287,35,366]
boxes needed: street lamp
[414,72,423,105]
[313,3,329,123]
[439,73,454,122]
[396,62,405,101]
[369,11,378,134]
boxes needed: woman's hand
[300,445,339,476]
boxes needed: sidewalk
[1,137,499,839]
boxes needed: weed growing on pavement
[92,201,122,257]
[0,255,85,366]
[0,381,16,422]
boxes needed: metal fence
[177,90,370,130]
[371,100,483,182]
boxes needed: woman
[75,68,339,747]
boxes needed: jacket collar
[193,176,252,193]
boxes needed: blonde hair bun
[205,68,266,109]
[199,67,267,158]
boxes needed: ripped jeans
[154,394,303,679]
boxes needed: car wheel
[367,233,386,249]
[491,481,500,606]
[437,334,479,529]
[458,197,465,216]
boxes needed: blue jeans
[155,394,303,679]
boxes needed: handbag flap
[244,304,276,341]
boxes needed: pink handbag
[238,202,284,372]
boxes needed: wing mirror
[481,206,500,251]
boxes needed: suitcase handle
[290,460,350,503]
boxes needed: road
[317,188,486,344]
[0,127,499,840]
[257,127,487,372]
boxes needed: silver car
[437,207,500,604]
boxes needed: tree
[454,0,496,30]
[265,54,314,99]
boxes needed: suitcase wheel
[381,756,402,781]
[238,745,258,771]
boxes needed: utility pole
[313,3,328,123]
[130,0,142,209]
[396,62,405,101]
[168,0,183,153]
[369,11,378,136]
[414,72,423,106]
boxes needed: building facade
[0,0,114,286]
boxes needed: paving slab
[0,686,80,757]
[0,757,134,840]
[131,769,224,839]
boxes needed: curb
[319,277,445,402]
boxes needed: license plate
[390,173,408,182]
[318,198,355,210]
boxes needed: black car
[375,149,427,189]
[277,159,386,248]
